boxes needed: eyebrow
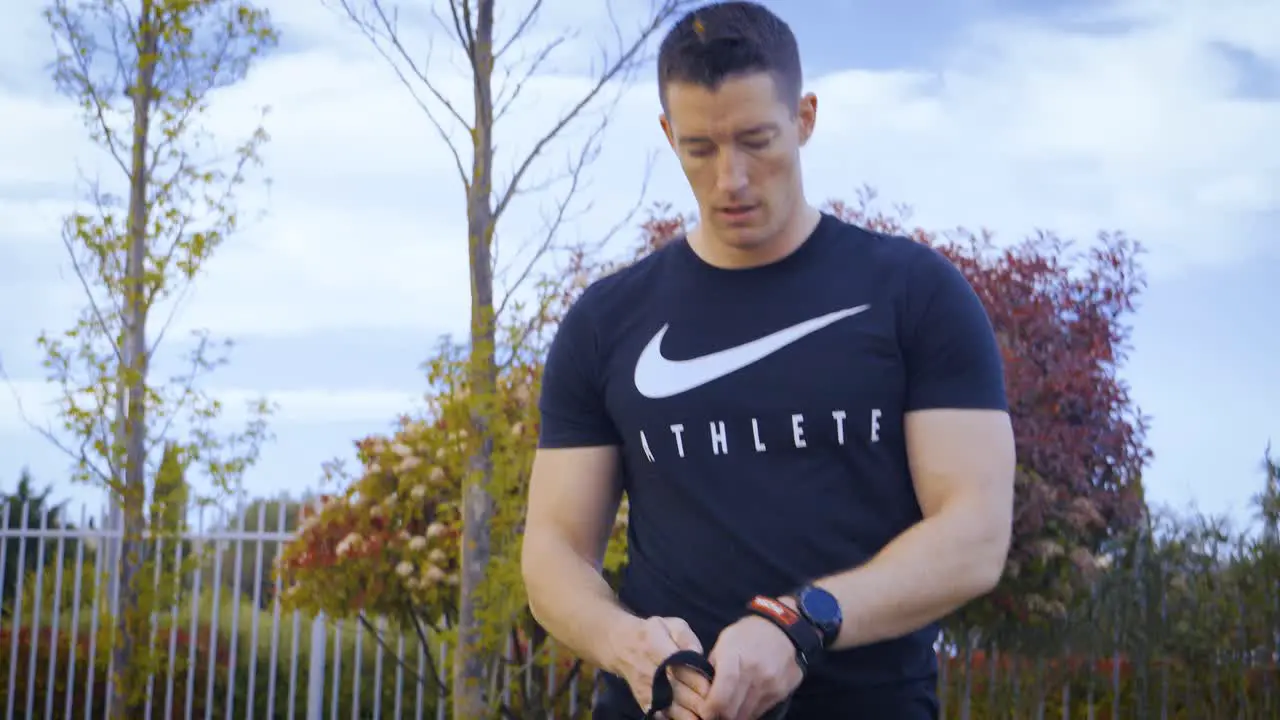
[678,122,780,146]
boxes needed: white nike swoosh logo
[633,304,871,399]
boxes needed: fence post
[306,613,327,720]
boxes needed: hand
[703,615,805,719]
[607,615,712,720]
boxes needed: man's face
[660,72,816,251]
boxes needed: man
[520,2,1015,718]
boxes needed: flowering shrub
[275,413,464,627]
[276,300,631,634]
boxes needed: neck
[690,202,822,269]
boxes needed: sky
[0,0,1277,528]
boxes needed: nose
[714,148,749,196]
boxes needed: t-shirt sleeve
[537,291,623,448]
[901,245,1008,412]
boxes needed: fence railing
[0,498,589,720]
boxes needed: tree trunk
[454,0,499,716]
[108,5,156,712]
[110,3,158,717]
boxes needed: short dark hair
[657,2,803,113]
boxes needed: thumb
[657,617,704,654]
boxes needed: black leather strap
[642,649,791,719]
[644,650,714,718]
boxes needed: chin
[717,224,776,250]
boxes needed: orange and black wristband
[745,595,824,674]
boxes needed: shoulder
[564,240,681,326]
[819,215,964,302]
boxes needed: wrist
[745,595,824,674]
[599,610,645,676]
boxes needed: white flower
[336,532,362,558]
[396,561,414,577]
[410,485,427,500]
[408,536,427,551]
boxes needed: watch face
[800,587,841,627]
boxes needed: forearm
[812,505,1008,650]
[522,534,638,674]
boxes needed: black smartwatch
[792,585,843,649]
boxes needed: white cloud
[2,0,1276,340]
[805,4,1279,274]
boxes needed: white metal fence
[0,497,591,720]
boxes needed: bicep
[905,409,1014,524]
[898,244,1013,521]
[525,446,624,567]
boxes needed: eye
[740,135,771,151]
[685,144,715,158]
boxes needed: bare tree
[327,0,691,714]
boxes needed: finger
[657,617,704,653]
[736,685,765,720]
[663,697,701,720]
[704,649,744,718]
[672,666,711,697]
[670,670,713,718]
[665,702,696,717]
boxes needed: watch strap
[643,648,792,720]
[745,595,823,672]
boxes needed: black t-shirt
[538,213,1007,716]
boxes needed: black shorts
[590,671,939,719]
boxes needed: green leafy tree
[0,1,280,716]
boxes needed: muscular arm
[799,245,1015,650]
[521,446,637,672]
[519,287,642,674]
[805,409,1014,649]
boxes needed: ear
[659,113,676,150]
[797,92,817,146]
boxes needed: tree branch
[330,0,472,187]
[491,0,688,223]
[0,356,114,486]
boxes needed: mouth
[718,204,759,220]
